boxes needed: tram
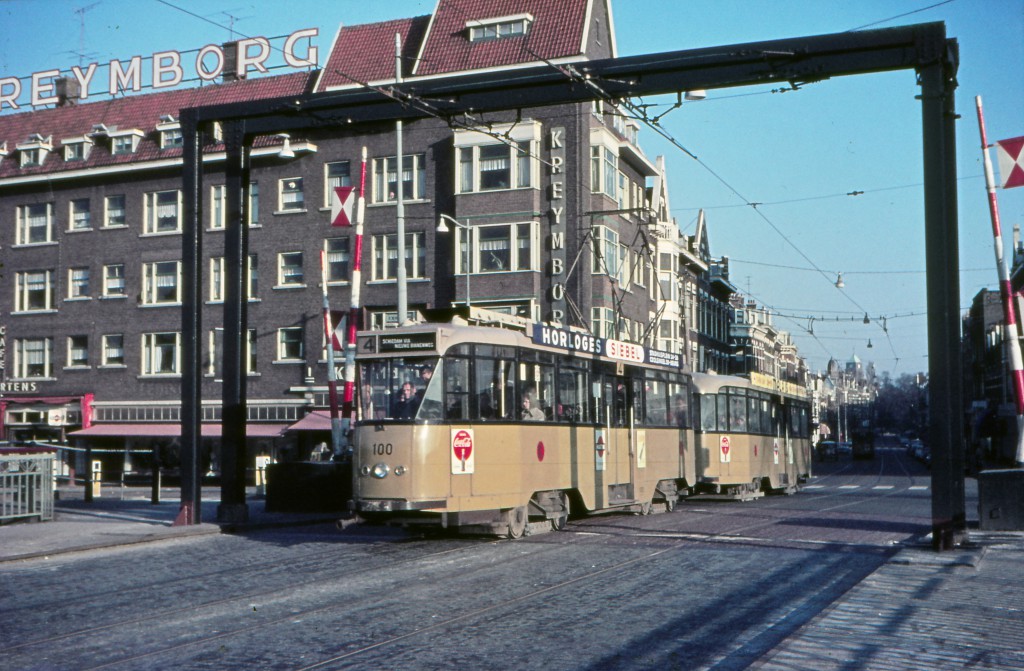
[349,313,811,537]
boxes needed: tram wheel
[638,501,653,516]
[550,493,569,531]
[507,506,528,539]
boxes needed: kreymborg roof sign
[0,28,318,112]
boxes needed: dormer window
[17,134,53,168]
[156,115,183,149]
[109,129,143,156]
[62,136,93,162]
[467,14,532,42]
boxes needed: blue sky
[2,0,1022,378]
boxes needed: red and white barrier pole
[976,95,1024,466]
[341,148,368,437]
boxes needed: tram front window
[358,358,440,421]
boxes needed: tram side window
[555,364,590,423]
[445,357,471,420]
[769,399,780,436]
[474,350,515,420]
[728,391,746,432]
[643,372,667,427]
[699,393,718,432]
[517,356,554,421]
[747,396,761,434]
[670,379,690,427]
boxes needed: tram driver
[391,382,419,419]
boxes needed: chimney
[55,77,81,107]
[222,41,243,82]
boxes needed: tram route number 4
[451,428,475,475]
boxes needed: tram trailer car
[350,318,811,537]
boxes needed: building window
[111,134,137,155]
[247,329,258,374]
[248,254,259,299]
[16,202,53,245]
[19,147,41,167]
[68,267,90,299]
[248,182,260,225]
[278,178,305,212]
[277,252,305,287]
[103,264,126,298]
[211,185,225,229]
[160,127,183,149]
[325,237,351,283]
[371,154,426,203]
[67,335,89,368]
[591,146,618,198]
[144,190,181,234]
[592,307,615,339]
[207,328,258,377]
[458,222,537,273]
[142,332,180,375]
[102,334,125,366]
[69,198,91,231]
[142,261,181,305]
[277,327,304,362]
[371,232,426,281]
[104,194,127,228]
[14,337,52,379]
[64,140,90,162]
[15,270,54,312]
[457,142,533,193]
[467,15,532,42]
[324,161,352,208]
[592,225,620,278]
[210,257,224,302]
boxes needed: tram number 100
[372,443,394,456]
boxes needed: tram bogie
[349,315,812,537]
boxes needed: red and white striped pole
[341,148,368,437]
[976,95,1024,466]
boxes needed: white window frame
[62,136,92,162]
[69,198,92,231]
[371,232,426,281]
[325,237,351,284]
[102,264,126,298]
[278,177,305,212]
[144,189,182,234]
[14,337,53,379]
[104,194,127,228]
[371,154,427,204]
[67,267,91,300]
[276,326,304,362]
[210,184,226,229]
[248,181,260,226]
[141,260,182,305]
[324,161,352,208]
[453,122,540,194]
[456,221,538,274]
[15,270,55,312]
[102,334,125,367]
[591,307,615,340]
[276,251,305,288]
[16,202,54,245]
[467,14,533,41]
[110,129,143,155]
[592,225,620,278]
[142,332,181,376]
[210,257,224,302]
[66,335,89,368]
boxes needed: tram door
[598,367,637,505]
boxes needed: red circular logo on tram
[537,441,545,462]
[453,429,473,462]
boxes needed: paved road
[0,448,972,670]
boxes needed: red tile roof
[316,16,431,91]
[0,71,316,180]
[413,0,591,77]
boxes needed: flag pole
[341,148,368,437]
[976,95,1024,467]
[320,250,344,459]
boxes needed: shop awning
[68,423,288,438]
[287,410,334,432]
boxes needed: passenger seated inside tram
[521,392,545,421]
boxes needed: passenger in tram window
[521,392,545,421]
[674,395,688,427]
[391,382,418,419]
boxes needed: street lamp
[437,214,470,310]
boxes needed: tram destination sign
[377,333,438,354]
[531,324,680,369]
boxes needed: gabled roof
[413,0,593,77]
[315,16,431,91]
[0,72,316,180]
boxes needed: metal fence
[0,449,55,523]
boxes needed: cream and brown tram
[349,317,810,537]
[691,372,812,499]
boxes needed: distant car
[817,440,838,461]
[837,441,852,456]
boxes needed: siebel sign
[0,28,319,112]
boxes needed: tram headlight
[371,462,390,479]
[359,465,371,477]
[393,465,406,476]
